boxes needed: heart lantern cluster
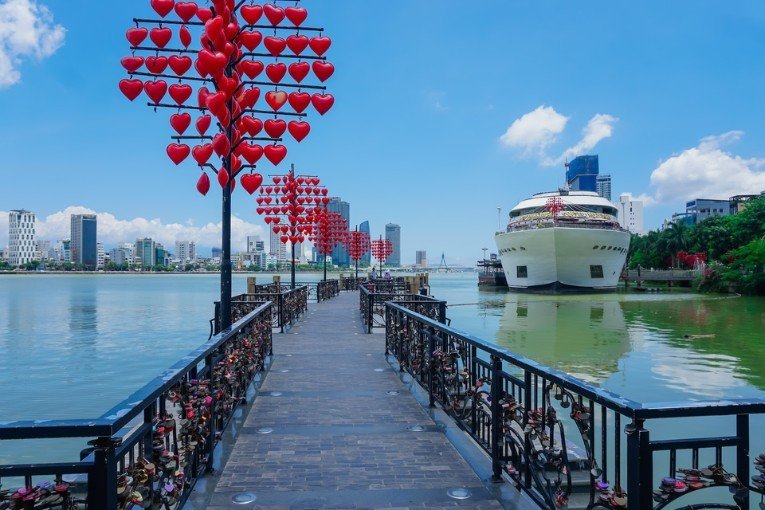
[345,230,371,264]
[309,209,348,258]
[255,171,329,246]
[119,0,336,196]
[370,236,394,266]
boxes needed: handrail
[385,300,765,509]
[0,302,274,507]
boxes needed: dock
[207,292,502,509]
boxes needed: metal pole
[291,241,296,289]
[219,56,234,331]
[323,254,327,281]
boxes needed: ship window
[600,246,607,250]
[517,266,528,278]
[590,265,604,278]
[593,245,599,250]
[520,247,526,251]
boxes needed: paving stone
[212,292,501,509]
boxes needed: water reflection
[494,295,629,384]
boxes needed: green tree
[658,222,690,268]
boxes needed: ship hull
[495,227,630,291]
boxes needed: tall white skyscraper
[97,243,105,269]
[247,236,265,253]
[269,229,287,262]
[175,241,197,262]
[617,194,644,234]
[9,210,36,266]
[385,223,401,267]
[596,175,612,202]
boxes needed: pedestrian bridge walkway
[207,292,502,509]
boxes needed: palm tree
[661,221,690,268]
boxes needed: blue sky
[1,1,764,263]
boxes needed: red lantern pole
[371,235,393,271]
[255,166,329,288]
[345,227,371,280]
[119,1,336,329]
[309,208,347,281]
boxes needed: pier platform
[207,292,502,509]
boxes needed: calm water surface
[1,273,764,474]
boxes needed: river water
[1,273,764,491]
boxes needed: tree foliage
[629,197,765,294]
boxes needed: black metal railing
[385,302,765,510]
[315,279,340,302]
[215,286,309,335]
[0,303,273,509]
[359,283,446,334]
[340,277,366,291]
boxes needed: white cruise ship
[495,190,630,291]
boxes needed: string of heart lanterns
[345,228,371,280]
[118,0,335,329]
[370,236,394,271]
[309,209,348,282]
[255,166,329,288]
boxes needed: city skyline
[0,2,764,264]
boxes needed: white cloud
[0,0,65,88]
[555,114,618,165]
[649,131,765,203]
[499,105,569,157]
[425,90,448,111]
[619,192,656,207]
[0,206,265,252]
[499,107,617,166]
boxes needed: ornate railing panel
[0,304,273,509]
[385,302,765,510]
[316,279,340,302]
[340,277,366,291]
[359,284,446,334]
[216,286,309,334]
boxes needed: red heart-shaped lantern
[174,2,198,22]
[240,116,263,136]
[287,121,311,142]
[145,56,168,74]
[169,84,192,105]
[196,115,211,135]
[286,35,309,55]
[264,145,287,165]
[170,113,191,134]
[119,79,144,101]
[284,6,308,26]
[238,60,264,79]
[263,4,285,25]
[126,28,148,47]
[309,36,332,56]
[192,144,214,165]
[238,143,264,165]
[197,173,211,195]
[121,56,144,73]
[167,143,191,165]
[239,31,262,51]
[264,119,287,138]
[241,173,264,195]
[312,61,335,82]
[144,80,168,103]
[265,63,287,83]
[150,27,172,48]
[311,93,335,115]
[151,0,174,17]
[240,4,263,24]
[263,36,286,57]
[288,92,311,114]
[265,90,288,111]
[288,62,310,83]
[168,55,192,76]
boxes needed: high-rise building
[35,240,52,261]
[135,238,157,268]
[97,243,105,269]
[416,250,428,268]
[269,229,287,263]
[71,214,98,269]
[247,236,265,254]
[175,241,197,262]
[109,247,132,265]
[359,221,371,266]
[566,155,599,192]
[8,210,36,266]
[52,240,71,263]
[328,198,350,267]
[155,244,169,267]
[596,175,612,201]
[385,223,401,267]
[686,199,731,224]
[617,194,644,234]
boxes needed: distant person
[371,267,378,280]
[384,269,391,279]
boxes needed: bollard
[247,277,257,294]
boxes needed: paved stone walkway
[208,292,502,509]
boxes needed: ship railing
[385,301,765,510]
[0,303,274,509]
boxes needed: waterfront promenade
[207,292,502,509]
